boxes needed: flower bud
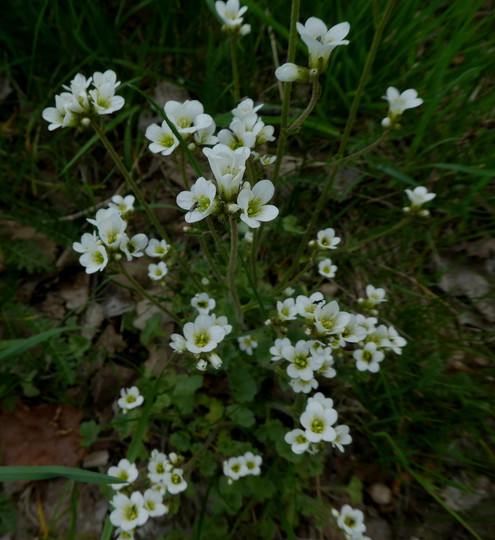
[381,117,392,128]
[275,63,310,83]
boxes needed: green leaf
[228,367,257,403]
[282,215,305,236]
[226,404,255,427]
[0,326,81,361]
[169,431,191,452]
[140,312,165,346]
[0,466,126,484]
[344,475,364,504]
[79,420,100,447]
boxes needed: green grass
[1,0,494,538]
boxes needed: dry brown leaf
[0,403,85,468]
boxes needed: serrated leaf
[228,367,257,403]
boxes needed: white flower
[117,387,144,412]
[318,357,337,379]
[164,100,213,135]
[223,456,248,481]
[353,342,384,372]
[109,194,135,215]
[89,81,124,115]
[313,301,351,336]
[163,468,187,495]
[277,298,298,321]
[307,392,334,411]
[191,292,216,314]
[238,335,258,355]
[42,93,74,130]
[284,429,310,454]
[108,459,139,490]
[295,292,324,320]
[383,87,423,119]
[243,452,262,476]
[300,401,337,443]
[275,63,310,83]
[332,425,352,452]
[176,177,217,223]
[270,337,291,361]
[316,228,341,249]
[232,98,263,119]
[284,340,323,381]
[203,144,249,202]
[143,488,168,517]
[193,121,218,146]
[296,18,350,70]
[169,333,187,353]
[318,258,337,279]
[237,179,279,228]
[120,233,148,261]
[209,313,233,335]
[109,492,149,532]
[145,121,180,156]
[404,186,436,216]
[92,70,120,90]
[145,238,170,258]
[148,261,168,281]
[147,450,171,484]
[183,314,226,353]
[207,352,223,369]
[215,0,249,32]
[73,233,109,274]
[383,325,407,354]
[336,504,367,537]
[289,376,318,394]
[115,528,135,540]
[366,285,387,305]
[341,315,367,343]
[93,210,127,248]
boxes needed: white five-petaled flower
[296,18,350,71]
[237,179,279,228]
[145,121,180,156]
[243,452,262,476]
[183,314,226,354]
[107,459,139,490]
[147,450,172,484]
[277,298,298,321]
[203,144,249,202]
[238,335,258,355]
[164,100,213,135]
[117,386,144,412]
[109,194,135,215]
[382,87,423,126]
[145,238,170,258]
[109,492,149,532]
[336,504,367,537]
[191,292,216,314]
[73,232,109,274]
[353,342,385,373]
[316,227,341,249]
[318,258,337,279]
[223,455,248,481]
[284,429,310,454]
[215,0,250,35]
[300,401,338,443]
[177,177,217,223]
[163,468,187,495]
[332,425,353,452]
[148,261,168,281]
[404,186,436,216]
[143,488,168,518]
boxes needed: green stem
[92,120,201,289]
[337,0,396,158]
[198,234,224,283]
[286,77,321,133]
[92,121,170,244]
[206,217,229,265]
[179,148,190,190]
[271,0,300,185]
[279,0,396,287]
[230,36,241,103]
[118,262,182,325]
[339,128,390,165]
[227,216,243,325]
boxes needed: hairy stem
[227,216,243,325]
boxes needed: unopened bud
[275,63,310,83]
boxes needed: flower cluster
[381,87,423,128]
[276,17,350,82]
[403,186,436,217]
[177,143,279,227]
[42,70,124,131]
[284,392,352,455]
[117,387,144,414]
[170,312,232,371]
[107,450,187,538]
[217,98,276,158]
[72,194,171,278]
[332,505,371,540]
[223,451,262,483]
[145,99,217,156]
[215,0,251,36]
